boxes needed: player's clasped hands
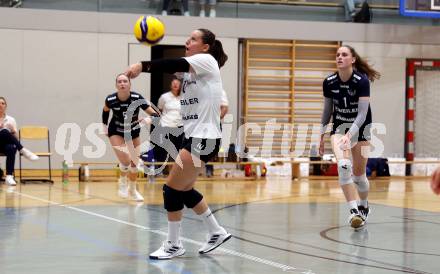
[139,117,152,126]
[338,134,351,151]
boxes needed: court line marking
[398,217,440,226]
[14,190,314,274]
[320,223,440,257]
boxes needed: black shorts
[331,122,371,142]
[181,137,221,163]
[151,125,184,162]
[107,123,140,139]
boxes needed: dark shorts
[151,125,184,162]
[181,137,221,163]
[331,122,372,142]
[107,123,140,139]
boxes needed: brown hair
[198,28,228,68]
[0,97,6,105]
[115,73,131,83]
[343,45,381,82]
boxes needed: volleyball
[133,16,165,45]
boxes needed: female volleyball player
[102,74,158,201]
[319,45,380,229]
[125,28,231,259]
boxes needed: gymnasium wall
[0,7,440,167]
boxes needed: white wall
[1,7,440,167]
[0,8,239,167]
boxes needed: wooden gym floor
[0,175,439,274]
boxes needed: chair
[19,126,53,184]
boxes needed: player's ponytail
[198,28,228,68]
[344,45,381,82]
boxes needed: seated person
[0,97,39,186]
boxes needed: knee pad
[163,184,184,212]
[119,163,129,173]
[338,159,353,186]
[353,174,369,192]
[182,188,203,208]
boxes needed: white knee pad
[338,159,353,186]
[353,174,369,192]
[119,163,129,173]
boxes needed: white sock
[209,8,216,17]
[200,208,225,234]
[359,199,368,207]
[167,221,181,243]
[128,179,136,191]
[348,200,358,211]
[119,176,127,185]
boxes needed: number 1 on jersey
[343,97,347,108]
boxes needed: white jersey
[158,91,183,128]
[220,89,229,107]
[179,54,222,139]
[0,115,17,134]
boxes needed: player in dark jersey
[102,73,157,201]
[319,45,380,229]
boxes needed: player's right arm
[125,58,190,79]
[319,79,333,155]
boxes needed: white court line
[15,191,314,274]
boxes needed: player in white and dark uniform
[319,45,380,230]
[105,91,149,139]
[125,28,231,260]
[102,74,158,202]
